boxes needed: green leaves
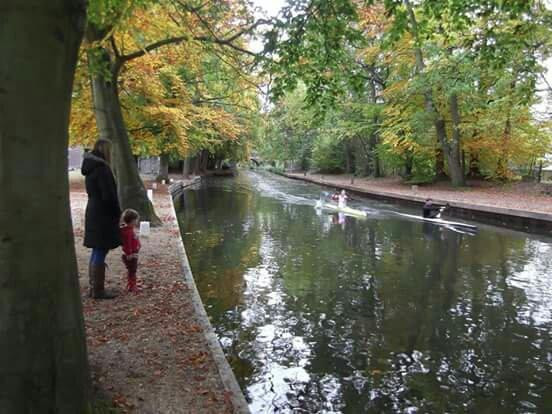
[257,0,551,182]
[263,0,366,109]
[88,0,148,30]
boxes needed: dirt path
[71,177,237,413]
[287,172,552,215]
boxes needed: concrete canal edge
[282,172,552,235]
[168,179,251,414]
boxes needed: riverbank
[70,174,247,413]
[284,172,552,233]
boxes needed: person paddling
[422,198,449,218]
[331,190,349,209]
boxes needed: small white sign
[147,189,153,201]
[139,221,150,236]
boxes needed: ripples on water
[175,171,552,413]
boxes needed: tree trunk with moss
[405,0,465,186]
[88,44,161,225]
[0,1,90,412]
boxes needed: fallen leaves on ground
[71,177,235,413]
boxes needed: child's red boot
[127,275,140,293]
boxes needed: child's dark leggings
[122,255,138,278]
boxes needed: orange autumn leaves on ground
[70,0,259,159]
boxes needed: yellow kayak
[315,201,368,217]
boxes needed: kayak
[315,201,368,217]
[443,224,478,236]
[396,212,478,230]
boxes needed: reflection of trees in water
[175,176,552,413]
[177,184,262,317]
[368,229,552,412]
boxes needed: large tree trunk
[426,90,465,186]
[198,149,209,173]
[367,77,382,178]
[191,156,200,175]
[0,1,90,412]
[435,147,446,179]
[182,156,192,178]
[88,46,161,225]
[405,0,465,187]
[404,153,413,179]
[345,141,355,174]
[447,93,466,186]
[156,153,169,182]
[468,150,482,178]
[497,79,516,180]
[356,136,372,176]
[367,132,381,178]
[496,118,511,180]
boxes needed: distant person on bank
[120,209,141,293]
[422,198,449,219]
[82,139,122,299]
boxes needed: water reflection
[175,171,552,413]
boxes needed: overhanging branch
[119,35,190,63]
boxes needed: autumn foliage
[71,0,260,163]
[258,0,552,184]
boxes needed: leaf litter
[71,176,235,413]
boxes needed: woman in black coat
[81,139,121,299]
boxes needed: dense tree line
[259,0,552,185]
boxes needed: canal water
[174,171,552,413]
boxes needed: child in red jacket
[120,209,141,293]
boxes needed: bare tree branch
[540,73,552,92]
[119,35,190,63]
[110,35,120,59]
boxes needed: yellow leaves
[360,45,381,64]
[382,79,410,100]
[382,131,423,155]
[72,0,259,162]
[69,62,98,147]
[119,41,250,157]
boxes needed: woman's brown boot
[88,264,95,298]
[92,264,118,299]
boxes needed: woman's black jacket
[81,151,122,249]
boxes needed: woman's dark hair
[121,208,140,225]
[93,139,112,165]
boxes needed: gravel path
[71,177,235,413]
